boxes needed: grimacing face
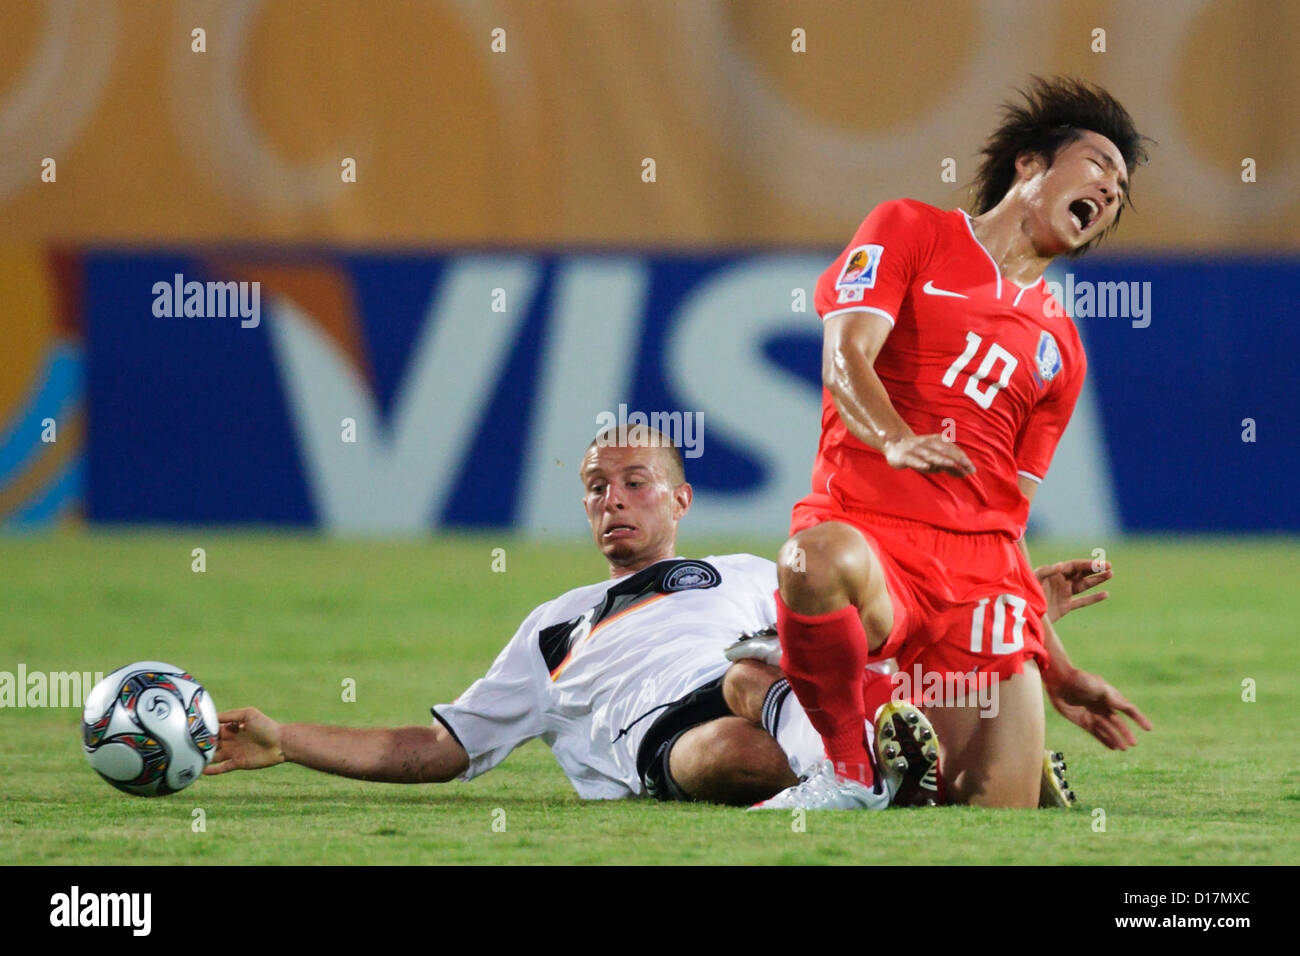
[580,444,690,572]
[1016,129,1129,256]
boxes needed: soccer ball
[82,661,219,797]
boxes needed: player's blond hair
[584,427,686,486]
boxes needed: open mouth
[603,523,636,538]
[1068,197,1101,232]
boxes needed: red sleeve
[1014,336,1086,483]
[814,199,932,326]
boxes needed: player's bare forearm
[281,722,469,783]
[823,312,974,476]
[1038,617,1080,689]
[207,706,470,783]
[824,326,912,450]
[1013,513,1152,745]
[1015,534,1079,689]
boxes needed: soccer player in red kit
[758,77,1154,810]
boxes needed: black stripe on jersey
[536,559,721,672]
[538,619,580,674]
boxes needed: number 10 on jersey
[942,331,1019,410]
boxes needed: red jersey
[806,198,1086,537]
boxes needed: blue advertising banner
[1058,256,1298,532]
[77,250,1297,535]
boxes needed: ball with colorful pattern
[82,662,219,796]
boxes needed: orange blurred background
[1,0,1295,249]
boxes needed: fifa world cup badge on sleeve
[835,244,884,302]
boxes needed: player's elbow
[424,729,470,783]
[436,751,470,783]
[393,725,469,783]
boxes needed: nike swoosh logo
[922,280,969,298]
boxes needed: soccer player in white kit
[201,430,823,803]
[205,429,1097,806]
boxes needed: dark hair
[971,76,1151,256]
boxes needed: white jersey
[433,554,777,799]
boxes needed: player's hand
[204,707,286,774]
[1047,669,1152,751]
[1036,559,1113,623]
[882,434,976,478]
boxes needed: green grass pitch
[2,532,1297,865]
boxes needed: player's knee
[935,667,1045,809]
[722,659,783,723]
[669,718,794,806]
[947,768,1040,809]
[778,524,875,613]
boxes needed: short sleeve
[432,606,549,781]
[814,199,933,327]
[1014,345,1086,483]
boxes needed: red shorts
[790,494,1051,684]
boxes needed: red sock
[775,591,873,785]
[861,667,896,722]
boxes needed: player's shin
[758,677,823,780]
[774,592,874,784]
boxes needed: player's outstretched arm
[1046,670,1153,751]
[204,707,470,783]
[1032,584,1152,749]
[824,312,975,478]
[1017,478,1152,749]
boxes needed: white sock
[760,678,876,779]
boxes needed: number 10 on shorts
[970,593,1028,654]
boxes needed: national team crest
[1035,330,1062,384]
[834,244,884,303]
[663,561,720,592]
